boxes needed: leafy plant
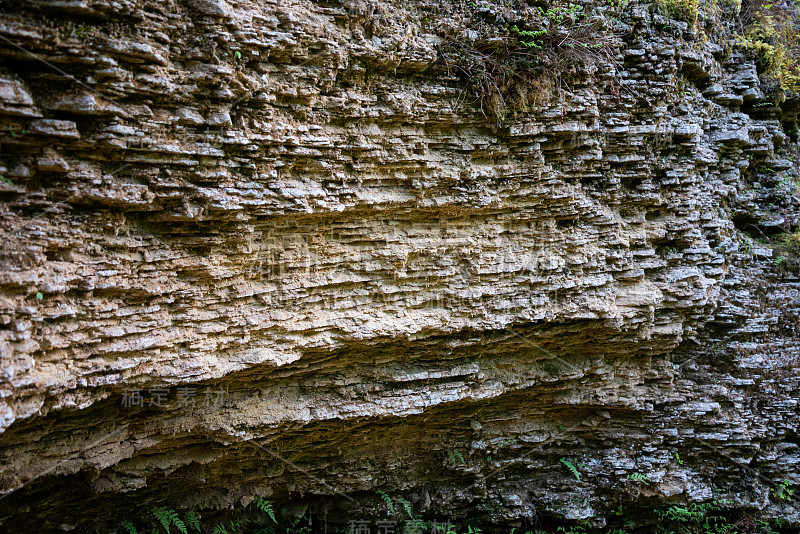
[737,0,800,92]
[151,507,188,534]
[627,472,652,485]
[399,497,414,519]
[253,496,277,523]
[376,489,396,515]
[511,25,546,49]
[121,519,138,534]
[437,0,619,120]
[184,512,201,532]
[212,519,244,534]
[773,231,800,271]
[772,479,794,501]
[560,457,581,481]
[655,0,700,25]
[449,450,466,465]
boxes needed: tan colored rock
[0,0,797,532]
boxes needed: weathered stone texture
[0,0,798,531]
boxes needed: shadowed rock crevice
[0,0,799,531]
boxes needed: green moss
[655,0,700,25]
[738,3,800,93]
[774,230,800,271]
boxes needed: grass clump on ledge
[737,0,800,94]
[436,1,621,120]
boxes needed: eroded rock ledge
[0,0,799,531]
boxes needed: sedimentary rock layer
[0,0,798,531]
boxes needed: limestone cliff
[0,0,799,532]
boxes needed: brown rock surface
[0,0,798,531]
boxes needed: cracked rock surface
[0,0,799,531]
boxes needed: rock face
[0,0,799,531]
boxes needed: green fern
[398,497,414,519]
[152,508,172,533]
[213,524,229,534]
[151,507,187,534]
[376,489,396,515]
[184,512,201,532]
[560,457,581,481]
[449,450,466,465]
[627,473,652,485]
[253,496,277,523]
[121,519,138,534]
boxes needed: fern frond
[213,523,229,534]
[151,506,187,534]
[172,513,187,534]
[627,472,652,485]
[121,519,138,534]
[399,498,414,519]
[449,450,466,465]
[253,496,277,523]
[184,512,201,532]
[560,457,581,481]
[152,507,172,533]
[376,489,396,515]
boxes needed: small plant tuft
[627,472,652,485]
[376,489,396,515]
[253,496,277,523]
[560,457,581,481]
[151,507,187,534]
[121,519,138,534]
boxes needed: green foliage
[737,0,800,92]
[184,512,201,532]
[627,472,652,485]
[35,292,43,300]
[560,457,581,481]
[0,176,12,185]
[253,496,277,523]
[772,479,794,501]
[58,20,99,41]
[655,0,700,25]
[449,450,466,465]
[438,0,618,119]
[399,497,414,519]
[151,507,187,534]
[212,519,245,534]
[122,519,138,534]
[674,501,723,520]
[285,517,312,534]
[434,521,458,534]
[511,25,545,49]
[652,500,743,533]
[376,489,396,515]
[675,452,684,465]
[774,231,800,271]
